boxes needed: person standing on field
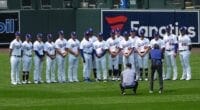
[67,32,80,82]
[33,33,45,84]
[178,27,192,81]
[55,30,68,83]
[9,31,22,85]
[22,34,33,84]
[44,34,57,83]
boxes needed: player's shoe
[121,92,126,95]
[11,82,17,85]
[158,90,163,94]
[139,78,143,81]
[22,81,26,84]
[149,90,153,94]
[17,81,22,85]
[145,78,148,81]
[186,78,191,81]
[34,80,38,84]
[172,78,177,81]
[46,81,51,84]
[74,79,79,82]
[39,80,44,83]
[27,81,31,84]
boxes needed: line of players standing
[9,25,192,85]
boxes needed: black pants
[120,81,138,94]
[150,59,163,91]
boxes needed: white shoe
[34,81,38,84]
[39,80,44,83]
[139,78,143,81]
[22,81,26,84]
[186,78,191,81]
[145,78,148,81]
[172,78,177,81]
[11,82,17,85]
[117,78,121,81]
[27,81,31,84]
[149,91,153,94]
[17,81,22,85]
[74,79,79,82]
[46,81,51,84]
[159,90,163,94]
[180,77,186,80]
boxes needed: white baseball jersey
[80,38,93,54]
[55,38,68,53]
[44,41,56,55]
[67,38,80,54]
[9,39,22,56]
[120,38,134,54]
[178,35,191,51]
[93,40,107,55]
[22,41,33,56]
[135,38,150,53]
[89,35,97,43]
[163,34,178,50]
[150,38,165,49]
[33,41,44,55]
[106,37,120,52]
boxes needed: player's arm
[68,48,76,56]
[9,49,13,57]
[79,49,85,63]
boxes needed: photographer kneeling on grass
[120,63,138,95]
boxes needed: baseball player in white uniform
[55,30,68,83]
[44,34,57,83]
[129,28,140,80]
[67,32,80,82]
[22,34,32,84]
[115,28,124,80]
[9,31,22,85]
[163,25,178,80]
[120,31,135,71]
[135,29,150,81]
[106,30,121,81]
[150,31,165,80]
[33,33,45,84]
[93,32,108,82]
[80,31,93,82]
[178,27,192,80]
[88,28,98,80]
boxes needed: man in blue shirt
[149,44,163,94]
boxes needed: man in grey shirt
[120,63,138,95]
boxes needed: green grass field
[0,50,200,110]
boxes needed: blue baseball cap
[47,34,52,39]
[166,25,171,31]
[180,26,187,32]
[15,31,20,36]
[153,31,159,37]
[71,31,76,36]
[25,34,31,39]
[58,30,64,35]
[139,29,145,35]
[110,30,115,35]
[123,31,129,37]
[130,28,137,32]
[85,30,90,36]
[37,33,43,38]
[88,28,93,32]
[98,32,103,37]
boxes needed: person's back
[122,69,135,87]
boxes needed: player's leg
[123,56,128,69]
[134,53,140,80]
[92,57,97,80]
[61,57,66,82]
[38,59,44,83]
[184,51,191,80]
[16,57,21,84]
[22,56,27,83]
[68,55,74,82]
[150,61,156,92]
[46,57,51,83]
[95,57,101,81]
[87,54,93,81]
[51,59,56,82]
[34,56,40,84]
[113,56,119,81]
[101,56,107,81]
[138,55,143,80]
[26,57,32,83]
[170,53,177,80]
[179,52,186,80]
[73,57,79,82]
[164,52,171,80]
[118,55,123,80]
[157,62,163,93]
[108,55,113,80]
[144,54,149,81]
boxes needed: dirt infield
[1,48,200,54]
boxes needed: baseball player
[93,32,108,82]
[22,34,33,84]
[120,31,135,71]
[115,28,124,80]
[135,29,150,81]
[129,28,140,80]
[150,31,165,80]
[163,25,178,80]
[67,32,80,82]
[44,34,57,83]
[80,31,93,82]
[9,31,22,85]
[178,27,192,80]
[55,30,68,83]
[88,28,98,80]
[106,30,121,81]
[33,33,45,84]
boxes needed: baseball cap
[115,28,121,33]
[130,28,137,32]
[180,26,187,32]
[166,25,171,31]
[15,31,20,36]
[98,32,103,37]
[58,30,64,35]
[47,34,52,39]
[123,31,129,37]
[25,34,32,39]
[85,30,90,36]
[153,31,159,37]
[37,33,43,38]
[110,30,115,35]
[71,31,76,36]
[88,28,93,32]
[139,29,145,35]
